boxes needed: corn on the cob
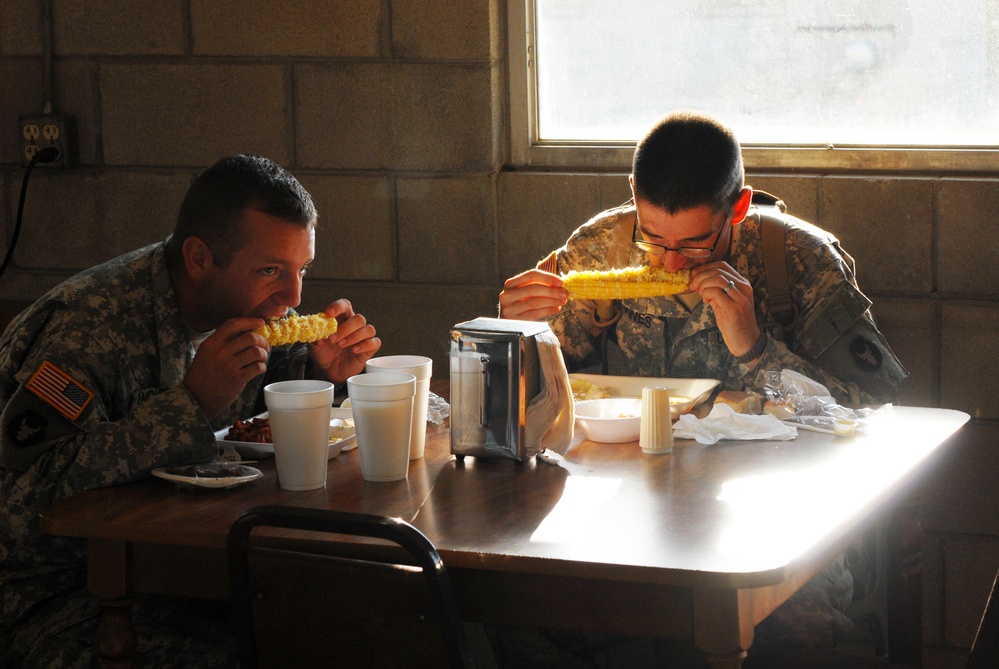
[256,313,338,346]
[561,267,691,300]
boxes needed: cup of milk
[346,372,416,482]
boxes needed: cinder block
[297,174,395,281]
[397,176,496,284]
[938,179,999,296]
[498,172,605,280]
[0,61,44,165]
[746,174,820,224]
[53,60,98,166]
[388,63,499,171]
[10,170,187,271]
[297,62,499,171]
[191,0,383,57]
[942,536,999,647]
[924,534,945,645]
[53,0,183,55]
[0,0,43,54]
[872,299,936,407]
[921,421,999,536]
[392,0,499,60]
[296,63,394,170]
[597,174,631,212]
[101,64,289,167]
[941,305,999,419]
[820,177,934,293]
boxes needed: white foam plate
[152,463,263,489]
[569,374,720,419]
[215,408,356,460]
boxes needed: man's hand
[690,262,762,361]
[499,269,568,320]
[308,299,381,384]
[183,318,269,421]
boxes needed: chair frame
[968,567,999,669]
[227,504,474,669]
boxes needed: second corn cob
[561,266,691,300]
[255,313,338,346]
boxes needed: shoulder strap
[754,191,798,335]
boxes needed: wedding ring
[722,280,735,295]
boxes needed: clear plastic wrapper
[427,391,450,425]
[759,369,893,433]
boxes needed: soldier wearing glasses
[500,109,907,407]
[496,110,909,663]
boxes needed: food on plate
[224,415,354,445]
[165,464,253,479]
[560,267,691,300]
[570,377,611,401]
[328,423,355,444]
[714,390,763,414]
[225,416,272,443]
[255,313,338,346]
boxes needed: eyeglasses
[632,213,730,259]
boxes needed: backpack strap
[753,191,799,337]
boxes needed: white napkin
[673,403,797,445]
[524,327,575,455]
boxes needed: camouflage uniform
[544,201,908,405]
[0,241,309,668]
[504,200,908,662]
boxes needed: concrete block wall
[1,1,996,665]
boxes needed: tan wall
[1,1,996,665]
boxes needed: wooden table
[39,403,969,669]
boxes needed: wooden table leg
[887,494,923,667]
[694,589,752,669]
[88,539,137,669]
[93,597,136,669]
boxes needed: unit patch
[849,337,883,372]
[5,409,48,447]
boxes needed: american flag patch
[26,361,94,421]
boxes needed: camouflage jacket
[545,203,908,405]
[0,241,308,638]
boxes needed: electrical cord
[0,146,61,283]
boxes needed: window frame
[507,0,999,174]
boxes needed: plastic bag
[427,391,450,425]
[760,369,892,432]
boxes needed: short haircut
[631,110,745,214]
[166,154,317,267]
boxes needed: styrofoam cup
[347,372,416,482]
[365,355,432,459]
[264,380,335,490]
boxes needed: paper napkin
[673,403,797,445]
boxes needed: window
[509,0,999,171]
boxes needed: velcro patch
[849,337,883,372]
[25,361,94,421]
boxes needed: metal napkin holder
[448,317,550,461]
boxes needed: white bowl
[574,397,643,443]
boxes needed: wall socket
[19,114,78,167]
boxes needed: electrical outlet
[18,114,78,168]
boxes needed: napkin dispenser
[449,317,549,461]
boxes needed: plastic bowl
[574,397,643,443]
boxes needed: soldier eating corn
[494,111,909,665]
[0,154,380,667]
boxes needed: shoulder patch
[5,409,48,447]
[25,361,94,420]
[849,337,883,372]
